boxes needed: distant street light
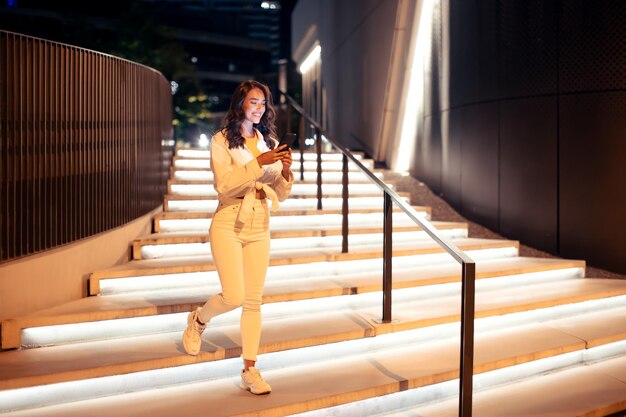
[198,134,209,148]
[261,1,279,10]
[170,80,179,95]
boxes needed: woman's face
[242,87,266,125]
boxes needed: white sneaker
[182,307,206,356]
[240,367,272,395]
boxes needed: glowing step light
[166,195,410,212]
[173,159,372,171]
[139,228,470,260]
[173,170,383,182]
[100,247,520,294]
[158,211,429,233]
[169,182,393,197]
[175,151,364,162]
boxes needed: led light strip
[23,267,603,349]
[139,228,469,260]
[167,196,410,212]
[176,149,210,158]
[157,211,430,233]
[100,247,517,294]
[172,170,382,182]
[174,152,364,161]
[169,182,393,197]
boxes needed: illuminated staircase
[1,149,625,417]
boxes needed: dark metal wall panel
[559,0,626,93]
[459,103,500,231]
[441,108,462,210]
[559,91,626,273]
[424,0,443,118]
[500,97,558,253]
[423,0,626,272]
[427,114,443,194]
[412,114,442,194]
[498,0,558,98]
[449,0,499,108]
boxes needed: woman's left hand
[280,146,293,179]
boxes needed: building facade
[291,0,626,274]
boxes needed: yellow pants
[198,198,270,361]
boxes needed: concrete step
[153,206,428,232]
[1,295,625,413]
[172,159,375,172]
[164,195,411,212]
[99,256,584,296]
[14,258,585,349]
[167,174,389,188]
[137,227,473,261]
[84,238,519,296]
[147,218,452,241]
[171,170,385,182]
[174,148,211,158]
[400,354,626,417]
[133,221,468,260]
[298,327,626,417]
[164,190,410,203]
[12,256,577,345]
[168,182,394,197]
[174,150,366,161]
[2,239,515,349]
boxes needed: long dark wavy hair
[221,80,277,150]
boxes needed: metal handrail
[281,93,472,263]
[280,91,476,417]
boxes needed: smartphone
[278,133,297,150]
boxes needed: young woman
[182,80,293,395]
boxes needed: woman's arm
[267,141,294,201]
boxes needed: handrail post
[382,192,392,322]
[341,153,349,253]
[315,126,322,210]
[299,113,305,181]
[459,261,476,417]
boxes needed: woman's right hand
[256,145,290,167]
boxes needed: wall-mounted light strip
[395,0,436,172]
[299,44,321,74]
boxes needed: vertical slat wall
[0,30,172,262]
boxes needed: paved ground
[386,171,625,279]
